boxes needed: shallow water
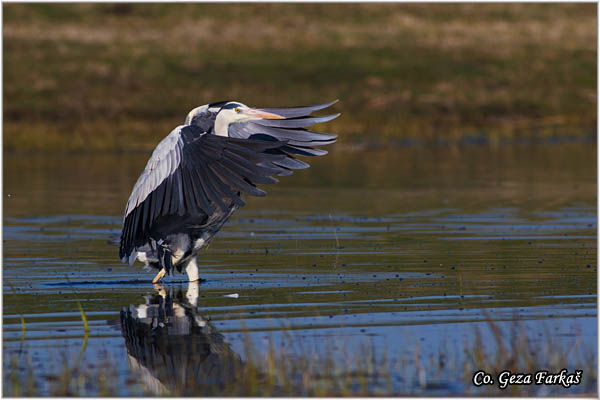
[3,142,597,395]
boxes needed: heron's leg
[186,280,200,306]
[152,268,166,283]
[185,256,200,282]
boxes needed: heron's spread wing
[228,101,339,170]
[119,125,288,260]
[257,100,339,119]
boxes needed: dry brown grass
[3,3,596,152]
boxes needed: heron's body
[128,206,237,282]
[119,100,339,282]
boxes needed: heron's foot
[153,282,167,298]
[152,268,166,283]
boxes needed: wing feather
[181,169,199,216]
[168,173,179,215]
[252,114,339,128]
[271,154,310,169]
[174,168,185,215]
[212,163,267,196]
[189,167,214,213]
[206,165,246,207]
[153,179,166,220]
[227,102,339,172]
[120,100,340,261]
[280,145,328,157]
[161,175,172,215]
[197,165,227,211]
[231,123,337,143]
[220,140,286,163]
[257,100,338,118]
[124,127,182,217]
[222,149,283,178]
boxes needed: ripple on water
[3,147,597,395]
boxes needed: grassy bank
[3,3,597,152]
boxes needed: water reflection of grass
[5,319,596,396]
[4,3,596,151]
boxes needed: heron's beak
[244,108,285,120]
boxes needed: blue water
[3,145,597,395]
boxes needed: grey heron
[119,100,339,283]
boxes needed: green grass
[3,3,597,152]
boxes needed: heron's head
[185,101,228,131]
[214,101,284,137]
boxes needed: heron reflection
[119,282,243,395]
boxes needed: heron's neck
[214,116,229,137]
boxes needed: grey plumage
[119,100,339,280]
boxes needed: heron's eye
[235,107,241,113]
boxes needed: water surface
[3,142,597,395]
